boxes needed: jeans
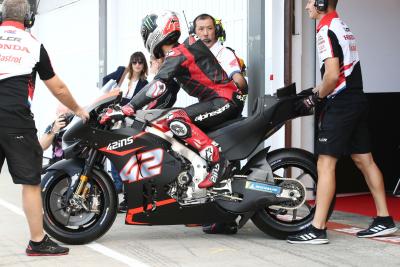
[111,163,123,194]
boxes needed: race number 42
[119,148,164,182]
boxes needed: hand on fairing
[74,107,90,122]
[295,93,322,114]
[98,104,135,125]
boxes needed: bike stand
[393,177,400,197]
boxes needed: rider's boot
[198,142,228,189]
[165,110,228,189]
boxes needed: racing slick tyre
[41,168,118,245]
[251,148,335,239]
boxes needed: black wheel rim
[44,173,109,233]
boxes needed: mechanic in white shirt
[192,14,247,111]
[191,13,247,234]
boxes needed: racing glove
[295,93,322,114]
[99,104,135,125]
[121,103,135,116]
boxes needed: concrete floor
[1,165,399,267]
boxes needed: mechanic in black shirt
[287,0,397,244]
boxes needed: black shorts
[315,92,371,158]
[0,128,43,185]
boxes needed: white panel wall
[31,0,99,137]
[337,0,400,93]
[293,0,400,152]
[25,0,249,152]
[264,0,285,151]
[291,0,316,153]
[107,0,248,108]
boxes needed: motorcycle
[41,83,334,245]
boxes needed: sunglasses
[132,61,144,65]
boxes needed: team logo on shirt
[229,58,239,67]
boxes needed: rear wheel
[41,169,118,245]
[251,148,335,239]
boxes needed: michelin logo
[245,181,282,194]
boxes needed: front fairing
[62,90,121,147]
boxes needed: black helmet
[141,10,181,59]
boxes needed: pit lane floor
[1,166,399,267]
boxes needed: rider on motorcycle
[100,10,243,188]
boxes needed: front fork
[73,125,109,199]
[74,148,99,199]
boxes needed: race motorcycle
[41,83,334,245]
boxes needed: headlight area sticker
[245,181,282,194]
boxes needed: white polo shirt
[316,11,363,97]
[209,41,241,79]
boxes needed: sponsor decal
[194,103,230,122]
[0,36,21,42]
[229,58,239,67]
[106,136,134,150]
[245,181,282,194]
[209,163,220,183]
[343,34,355,41]
[317,34,328,54]
[0,54,22,63]
[0,42,30,53]
[318,137,328,143]
[200,146,214,162]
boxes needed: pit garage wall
[28,0,289,159]
[31,0,100,136]
[293,0,400,193]
[337,0,400,193]
[106,0,248,109]
[28,0,250,157]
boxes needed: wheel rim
[44,174,108,233]
[265,161,317,226]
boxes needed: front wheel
[41,168,118,245]
[251,148,335,239]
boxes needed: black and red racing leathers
[130,35,241,109]
[129,35,242,188]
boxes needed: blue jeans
[111,163,123,194]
